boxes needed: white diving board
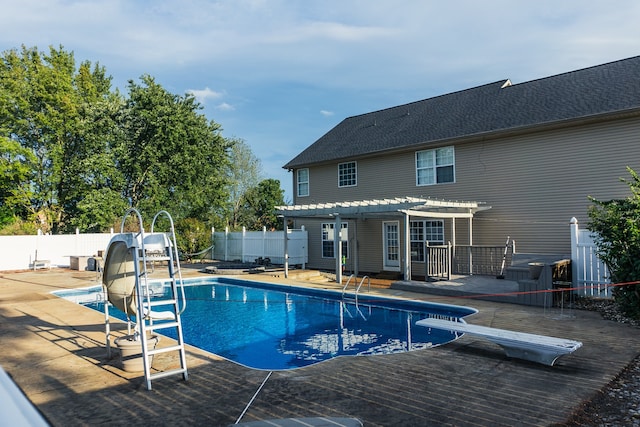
[416,318,582,366]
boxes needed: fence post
[262,226,267,260]
[570,217,579,288]
[224,227,229,261]
[242,227,246,263]
[211,227,215,261]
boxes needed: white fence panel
[0,226,308,271]
[0,231,113,271]
[212,227,308,265]
[284,229,307,265]
[570,218,612,298]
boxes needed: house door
[383,221,400,271]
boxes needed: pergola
[277,197,491,282]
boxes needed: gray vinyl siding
[297,218,389,273]
[294,117,640,257]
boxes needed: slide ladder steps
[103,208,189,391]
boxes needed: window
[338,161,357,187]
[297,168,309,197]
[410,220,444,261]
[410,221,424,262]
[416,147,455,185]
[322,223,349,258]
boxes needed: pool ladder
[341,274,371,305]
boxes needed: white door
[383,221,400,271]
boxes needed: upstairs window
[297,168,309,197]
[338,161,357,187]
[416,147,455,185]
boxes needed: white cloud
[320,110,334,117]
[216,102,235,111]
[187,87,224,104]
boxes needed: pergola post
[353,220,359,277]
[334,214,342,284]
[468,213,473,275]
[403,213,411,280]
[283,216,289,278]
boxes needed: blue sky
[2,1,640,202]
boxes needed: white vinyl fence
[570,217,612,298]
[0,230,113,271]
[212,227,308,266]
[0,226,308,271]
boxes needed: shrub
[588,167,640,319]
[174,218,211,262]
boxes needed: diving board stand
[416,318,582,366]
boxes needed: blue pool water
[55,277,476,370]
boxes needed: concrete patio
[0,267,638,426]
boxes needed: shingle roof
[284,56,640,169]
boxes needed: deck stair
[102,208,188,390]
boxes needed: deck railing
[452,244,514,276]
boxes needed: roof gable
[285,56,640,169]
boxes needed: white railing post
[447,241,452,280]
[570,217,579,288]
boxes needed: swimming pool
[54,277,477,370]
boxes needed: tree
[0,137,34,228]
[588,167,640,319]
[238,179,285,230]
[0,45,119,232]
[225,138,263,230]
[117,75,231,226]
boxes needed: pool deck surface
[1,266,638,426]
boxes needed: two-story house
[278,56,640,281]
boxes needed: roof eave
[282,107,640,170]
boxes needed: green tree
[0,45,119,232]
[0,137,34,227]
[118,75,230,225]
[238,179,285,230]
[588,167,640,319]
[225,138,262,230]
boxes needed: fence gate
[570,217,612,298]
[425,242,452,281]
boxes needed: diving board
[416,318,582,366]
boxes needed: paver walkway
[0,268,638,426]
